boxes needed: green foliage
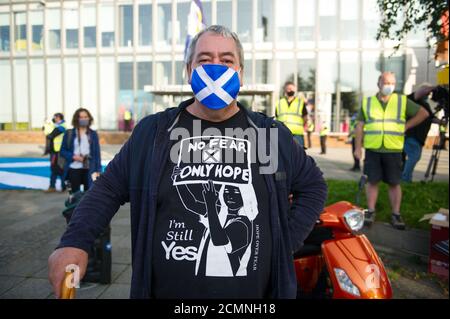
[326,180,449,230]
[376,0,449,47]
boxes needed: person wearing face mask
[275,82,309,147]
[354,72,429,230]
[48,25,327,299]
[43,113,67,193]
[59,108,102,193]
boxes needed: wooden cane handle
[60,272,76,299]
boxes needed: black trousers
[68,168,89,192]
[320,136,327,154]
[307,132,312,148]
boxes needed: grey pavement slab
[98,284,131,299]
[1,278,53,299]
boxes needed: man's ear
[239,68,244,87]
[186,64,192,84]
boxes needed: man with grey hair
[354,72,429,230]
[49,25,327,299]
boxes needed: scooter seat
[293,244,322,258]
[293,227,333,259]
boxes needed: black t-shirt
[405,93,433,145]
[152,108,272,298]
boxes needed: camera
[431,85,449,118]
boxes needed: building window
[298,54,316,92]
[30,59,45,128]
[156,61,172,85]
[276,0,294,43]
[340,0,359,47]
[99,57,116,129]
[138,61,152,88]
[217,0,231,29]
[157,2,172,46]
[46,58,62,117]
[100,3,115,48]
[237,0,252,43]
[256,0,273,42]
[362,0,380,47]
[202,0,212,26]
[30,10,43,51]
[362,51,382,95]
[47,8,61,50]
[14,12,27,52]
[64,3,79,49]
[14,59,29,126]
[175,60,185,85]
[242,58,252,85]
[0,61,12,128]
[255,59,272,84]
[139,4,152,46]
[81,57,98,122]
[119,4,133,47]
[297,0,315,46]
[318,0,337,46]
[0,13,10,52]
[137,60,153,121]
[82,4,96,48]
[176,0,190,45]
[279,58,296,91]
[119,61,133,91]
[64,58,80,119]
[340,51,360,115]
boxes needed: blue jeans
[401,137,422,182]
[293,135,304,147]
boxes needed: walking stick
[60,271,76,299]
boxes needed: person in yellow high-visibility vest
[354,72,429,230]
[124,109,133,132]
[319,123,328,155]
[44,113,67,193]
[275,81,308,147]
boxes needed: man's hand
[73,155,84,162]
[354,147,362,161]
[48,247,88,298]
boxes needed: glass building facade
[0,0,437,131]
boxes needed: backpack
[57,129,73,172]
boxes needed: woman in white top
[60,108,102,192]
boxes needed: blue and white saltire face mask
[190,64,241,110]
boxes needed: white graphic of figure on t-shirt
[171,166,259,277]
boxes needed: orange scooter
[294,176,393,299]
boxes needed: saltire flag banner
[0,158,109,190]
[184,0,206,63]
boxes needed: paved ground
[0,191,132,299]
[0,143,448,299]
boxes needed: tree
[376,0,449,47]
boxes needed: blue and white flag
[191,64,241,110]
[0,158,109,190]
[184,0,206,62]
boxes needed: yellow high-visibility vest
[320,126,328,136]
[307,122,315,132]
[362,94,407,150]
[53,122,67,152]
[276,97,305,135]
[124,110,132,121]
[43,121,55,136]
